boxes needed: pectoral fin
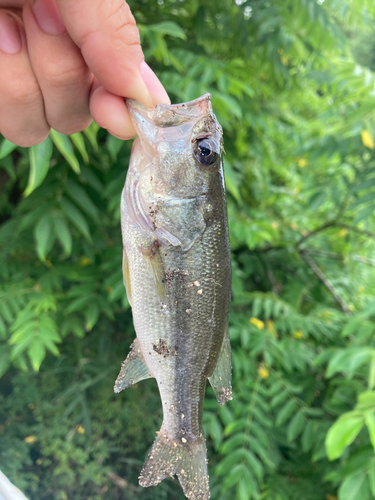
[208,329,232,405]
[114,339,152,393]
[122,248,132,307]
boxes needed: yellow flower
[76,424,85,434]
[249,317,264,329]
[79,256,91,267]
[325,495,338,500]
[24,435,37,444]
[36,459,43,465]
[266,320,278,339]
[271,221,279,229]
[338,229,348,238]
[293,330,304,339]
[281,55,288,66]
[258,365,269,379]
[297,158,307,167]
[358,285,365,293]
[361,130,374,149]
[61,493,68,500]
[290,222,298,230]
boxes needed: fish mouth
[126,94,213,128]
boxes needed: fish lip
[126,93,213,128]
[126,93,212,113]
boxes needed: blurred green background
[2,0,375,499]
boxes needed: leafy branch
[299,250,351,315]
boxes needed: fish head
[126,93,223,200]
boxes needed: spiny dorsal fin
[114,339,152,393]
[208,329,232,406]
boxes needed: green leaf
[368,466,375,496]
[34,214,55,261]
[70,132,89,164]
[0,316,6,339]
[0,138,17,160]
[83,122,99,150]
[326,348,371,379]
[287,411,306,442]
[60,196,91,241]
[25,136,53,196]
[65,180,99,220]
[50,129,80,174]
[28,338,46,371]
[149,21,187,40]
[356,391,375,410]
[0,344,11,378]
[0,156,16,180]
[326,413,364,460]
[106,134,125,162]
[275,399,297,427]
[369,354,375,390]
[302,420,315,452]
[338,472,370,500]
[52,212,72,256]
[85,302,99,331]
[365,413,375,450]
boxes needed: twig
[256,253,280,295]
[352,255,375,267]
[299,250,351,315]
[305,249,375,267]
[296,221,336,247]
[107,471,137,492]
[303,249,342,260]
[338,224,375,239]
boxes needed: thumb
[55,0,168,107]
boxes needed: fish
[114,93,232,500]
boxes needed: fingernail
[0,12,22,54]
[140,61,170,106]
[32,0,66,36]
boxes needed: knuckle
[42,61,88,89]
[1,76,41,107]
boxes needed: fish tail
[139,424,210,500]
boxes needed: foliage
[2,0,375,499]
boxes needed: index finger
[55,0,155,107]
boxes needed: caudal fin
[139,425,210,500]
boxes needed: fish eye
[193,137,219,167]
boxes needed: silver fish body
[115,94,232,500]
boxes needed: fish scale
[116,94,232,500]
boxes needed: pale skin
[0,0,170,147]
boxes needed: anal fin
[114,338,152,393]
[208,329,232,406]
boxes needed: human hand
[0,0,170,147]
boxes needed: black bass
[115,93,232,500]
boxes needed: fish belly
[122,203,230,441]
